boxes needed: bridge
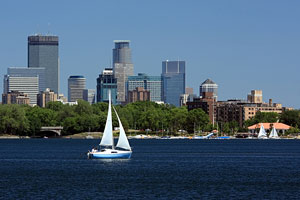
[40,126,63,136]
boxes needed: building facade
[68,76,86,102]
[7,67,46,92]
[96,68,117,104]
[112,40,134,103]
[83,89,96,104]
[127,87,150,103]
[127,73,162,102]
[28,35,59,93]
[247,90,263,103]
[37,88,57,107]
[162,60,185,107]
[2,91,30,105]
[186,92,217,124]
[200,79,218,100]
[3,75,39,105]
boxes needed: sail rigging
[100,90,114,147]
[113,106,131,151]
[269,126,279,138]
[257,123,267,138]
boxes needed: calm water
[0,139,300,199]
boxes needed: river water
[0,139,300,199]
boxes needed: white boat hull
[87,149,132,159]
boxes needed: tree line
[0,100,299,137]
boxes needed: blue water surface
[0,139,300,199]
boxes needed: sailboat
[257,123,268,139]
[269,126,280,139]
[87,90,132,159]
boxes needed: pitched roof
[201,79,216,85]
[248,123,291,130]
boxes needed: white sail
[100,90,114,147]
[257,123,267,138]
[269,127,279,138]
[113,106,131,151]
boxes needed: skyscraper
[127,73,162,102]
[162,60,185,107]
[199,79,218,100]
[28,35,59,93]
[68,76,86,102]
[96,68,117,104]
[112,40,134,103]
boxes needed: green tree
[186,108,210,133]
[280,110,300,127]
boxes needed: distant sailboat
[257,123,268,139]
[269,126,280,139]
[87,90,132,159]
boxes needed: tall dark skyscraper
[28,35,59,93]
[112,40,134,103]
[162,60,186,107]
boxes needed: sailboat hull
[88,149,132,159]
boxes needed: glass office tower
[127,73,162,102]
[28,35,59,93]
[162,60,186,107]
[112,40,134,103]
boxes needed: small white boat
[257,123,268,139]
[87,90,132,159]
[269,126,280,139]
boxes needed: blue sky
[0,0,299,108]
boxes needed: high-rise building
[83,89,96,104]
[199,79,218,100]
[96,68,117,104]
[127,73,162,102]
[28,35,59,93]
[7,67,46,92]
[37,88,57,107]
[247,90,263,103]
[68,76,86,102]
[162,60,185,107]
[113,40,134,103]
[3,75,39,105]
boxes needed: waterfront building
[127,87,150,103]
[248,123,291,134]
[200,79,218,100]
[217,99,284,127]
[113,40,134,103]
[2,91,30,105]
[28,35,59,93]
[186,92,216,124]
[7,67,46,92]
[37,88,57,107]
[127,73,162,102]
[247,90,263,103]
[68,75,86,102]
[96,68,117,104]
[162,60,185,107]
[3,75,39,105]
[83,89,96,104]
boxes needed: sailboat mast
[108,90,115,150]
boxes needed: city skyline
[0,1,299,108]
